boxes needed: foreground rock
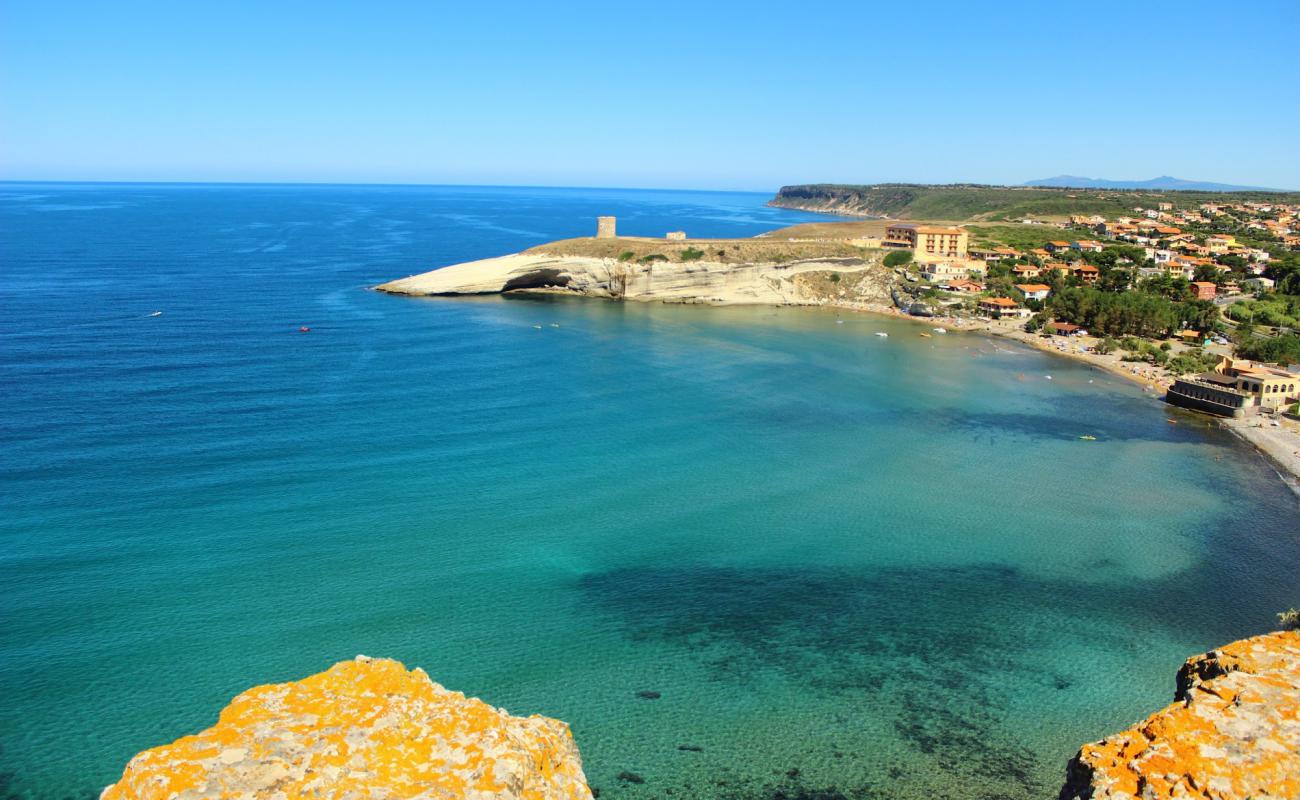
[1060,630,1300,799]
[102,656,592,800]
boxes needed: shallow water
[1,183,1297,799]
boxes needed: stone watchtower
[596,216,617,239]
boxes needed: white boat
[874,332,889,338]
[933,327,947,334]
[148,311,162,317]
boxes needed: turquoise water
[1,183,1297,800]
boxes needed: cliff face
[101,656,592,800]
[769,184,918,218]
[1060,630,1300,800]
[375,251,893,307]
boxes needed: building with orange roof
[1191,281,1217,300]
[978,296,1027,319]
[1014,283,1051,301]
[884,223,968,262]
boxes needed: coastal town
[847,198,1300,480]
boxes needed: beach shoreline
[799,298,1300,487]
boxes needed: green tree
[883,250,913,268]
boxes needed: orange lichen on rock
[101,656,593,800]
[1060,630,1300,799]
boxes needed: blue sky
[2,0,1298,190]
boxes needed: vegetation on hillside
[1236,333,1300,366]
[770,183,1300,222]
[1225,295,1300,329]
[1045,287,1220,339]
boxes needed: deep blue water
[1,183,1297,800]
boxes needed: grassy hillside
[770,183,1300,222]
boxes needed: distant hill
[1024,175,1287,192]
[769,183,1300,221]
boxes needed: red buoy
[299,326,310,333]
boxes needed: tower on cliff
[596,216,617,239]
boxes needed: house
[1014,283,1051,301]
[1045,322,1083,336]
[1191,281,1217,300]
[1242,276,1275,291]
[919,260,987,282]
[969,246,1019,262]
[978,297,1026,319]
[1012,264,1043,278]
[1073,264,1100,284]
[944,279,985,293]
[1205,234,1236,253]
[1071,240,1105,253]
[1044,240,1073,253]
[1157,202,1174,211]
[1154,226,1182,237]
[884,224,968,262]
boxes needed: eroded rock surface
[102,655,592,800]
[1060,630,1300,799]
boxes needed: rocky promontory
[101,656,592,800]
[375,234,894,306]
[1060,629,1300,799]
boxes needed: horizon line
[0,178,788,195]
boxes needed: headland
[377,202,1300,484]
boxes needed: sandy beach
[815,298,1300,487]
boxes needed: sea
[1,182,1297,800]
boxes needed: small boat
[933,327,947,334]
[549,323,560,328]
[920,332,931,338]
[532,325,543,329]
[1166,418,1178,425]
[1044,375,1053,380]
[148,311,162,317]
[1079,435,1097,441]
[874,332,889,338]
[835,319,844,324]
[299,326,310,333]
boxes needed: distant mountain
[1024,175,1288,192]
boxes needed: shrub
[638,253,668,264]
[1095,337,1119,355]
[829,272,841,283]
[1280,608,1300,630]
[680,247,705,262]
[618,251,636,262]
[883,250,913,268]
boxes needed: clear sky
[2,0,1298,191]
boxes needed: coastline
[376,247,1300,489]
[797,297,1300,488]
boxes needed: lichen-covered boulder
[102,656,592,800]
[1060,629,1300,799]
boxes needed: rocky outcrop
[1060,630,1300,800]
[376,252,892,307]
[101,656,592,800]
